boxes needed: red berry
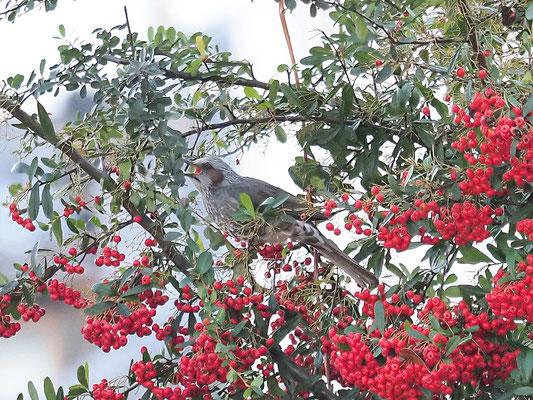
[68,247,77,256]
[422,106,430,115]
[124,181,131,190]
[371,186,380,195]
[326,222,334,231]
[141,275,151,285]
[94,196,101,204]
[483,50,490,57]
[375,60,383,67]
[456,67,465,77]
[478,69,487,79]
[133,215,142,223]
[113,235,121,243]
[266,338,274,347]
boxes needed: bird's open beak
[183,158,200,180]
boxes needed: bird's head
[183,156,237,190]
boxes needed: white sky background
[0,0,335,397]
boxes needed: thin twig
[123,6,136,57]
[278,1,300,88]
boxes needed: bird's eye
[203,163,212,170]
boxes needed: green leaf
[275,126,287,143]
[355,16,368,40]
[518,348,533,381]
[457,246,493,264]
[445,334,471,356]
[76,364,89,388]
[28,184,40,220]
[523,94,533,117]
[244,86,261,100]
[280,83,302,108]
[269,79,280,103]
[52,218,63,245]
[374,301,385,333]
[407,329,428,341]
[44,377,55,400]
[231,319,248,337]
[36,102,58,145]
[526,3,533,20]
[30,241,40,270]
[375,64,392,83]
[273,315,302,344]
[117,303,131,317]
[515,387,533,396]
[340,84,354,118]
[195,251,213,274]
[83,301,114,316]
[9,183,23,196]
[42,184,53,219]
[239,192,256,218]
[28,382,39,400]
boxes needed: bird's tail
[291,221,379,289]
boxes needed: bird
[183,156,379,289]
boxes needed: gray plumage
[184,156,378,289]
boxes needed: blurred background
[0,0,336,397]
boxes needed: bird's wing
[239,177,325,221]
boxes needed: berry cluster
[91,379,124,400]
[53,254,84,275]
[47,279,88,309]
[81,304,155,352]
[486,255,533,322]
[62,196,86,217]
[325,292,518,400]
[8,203,35,231]
[0,295,21,338]
[17,303,45,322]
[94,246,126,267]
[517,218,533,241]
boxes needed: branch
[0,96,193,274]
[458,0,488,70]
[181,114,374,137]
[101,55,270,90]
[269,346,340,400]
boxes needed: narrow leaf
[28,184,40,220]
[239,192,256,218]
[42,184,53,219]
[36,102,58,144]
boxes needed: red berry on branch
[141,275,151,285]
[375,60,383,67]
[478,69,487,80]
[456,67,465,77]
[422,106,430,115]
[68,247,77,256]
